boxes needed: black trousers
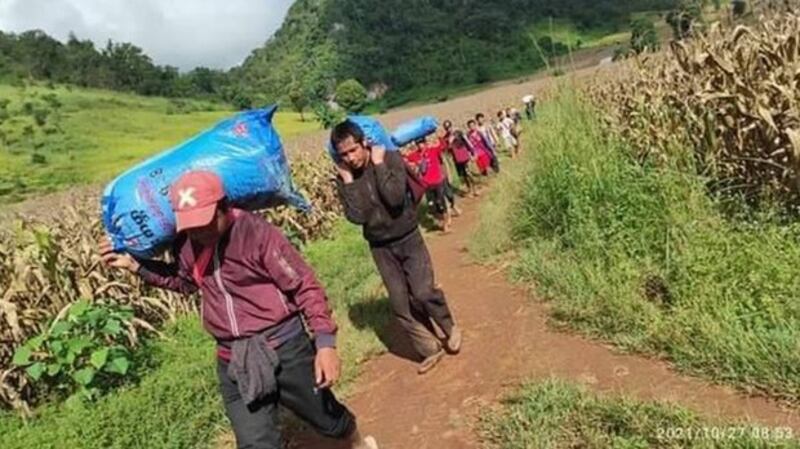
[370,229,455,358]
[488,146,501,173]
[444,179,457,207]
[218,333,356,449]
[425,182,448,215]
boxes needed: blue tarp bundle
[326,115,398,161]
[102,106,308,258]
[390,116,439,147]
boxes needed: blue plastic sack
[326,115,398,161]
[391,116,439,147]
[102,106,308,258]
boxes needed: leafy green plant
[335,79,368,113]
[12,300,137,402]
[41,93,61,111]
[630,17,659,54]
[288,83,310,121]
[0,98,10,124]
[313,102,346,130]
[30,153,47,165]
[32,108,50,127]
[22,101,36,116]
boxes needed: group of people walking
[400,107,524,232]
[98,99,531,449]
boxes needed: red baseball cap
[169,170,225,233]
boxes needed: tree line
[0,30,232,101]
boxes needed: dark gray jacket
[337,151,418,246]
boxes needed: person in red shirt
[445,127,478,197]
[406,137,453,232]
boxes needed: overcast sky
[0,0,294,70]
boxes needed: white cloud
[0,0,294,70]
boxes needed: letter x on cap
[169,170,225,233]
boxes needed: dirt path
[293,192,800,449]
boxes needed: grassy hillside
[0,84,318,204]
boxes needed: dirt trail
[294,192,800,449]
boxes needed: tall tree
[335,79,367,113]
[288,83,311,121]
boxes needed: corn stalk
[588,8,800,207]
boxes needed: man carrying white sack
[100,170,378,449]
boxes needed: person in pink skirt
[467,119,493,176]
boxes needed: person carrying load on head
[331,120,463,375]
[100,170,378,449]
[523,94,537,121]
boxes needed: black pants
[455,162,469,181]
[455,162,473,190]
[488,147,500,173]
[425,183,447,215]
[218,334,356,449]
[370,230,455,358]
[444,179,456,207]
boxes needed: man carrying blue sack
[99,170,378,449]
[330,120,462,375]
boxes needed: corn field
[589,6,800,208]
[0,154,341,411]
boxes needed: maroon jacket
[137,210,337,354]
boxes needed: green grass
[481,380,798,448]
[0,83,319,203]
[527,18,627,49]
[472,89,800,403]
[0,222,388,449]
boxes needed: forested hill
[0,31,230,100]
[236,0,677,105]
[0,0,677,108]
